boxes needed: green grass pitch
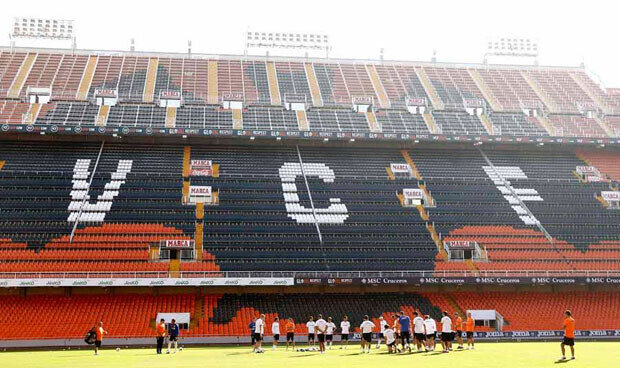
[3,342,619,368]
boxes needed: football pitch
[3,342,619,368]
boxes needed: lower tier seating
[1,291,618,340]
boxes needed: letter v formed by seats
[67,159,133,223]
[279,162,349,224]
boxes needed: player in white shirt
[375,316,388,349]
[413,311,426,352]
[315,314,327,354]
[424,315,437,351]
[254,314,265,353]
[271,317,280,350]
[440,312,453,353]
[306,316,316,350]
[359,315,376,354]
[340,316,351,349]
[383,327,397,354]
[326,317,336,349]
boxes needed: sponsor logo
[123,280,139,286]
[199,280,215,285]
[588,330,607,336]
[512,331,530,337]
[174,280,189,285]
[1,124,9,131]
[149,280,165,286]
[248,280,264,285]
[537,331,556,337]
[273,279,289,285]
[98,280,113,286]
[485,332,505,337]
[72,280,87,286]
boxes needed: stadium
[1,4,620,367]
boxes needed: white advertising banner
[164,240,194,248]
[390,163,411,174]
[576,166,599,176]
[403,188,424,200]
[602,191,620,202]
[0,278,294,288]
[189,186,212,197]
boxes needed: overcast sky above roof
[3,0,618,87]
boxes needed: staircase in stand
[7,53,37,99]
[423,113,440,134]
[366,64,390,108]
[208,60,219,105]
[266,62,281,105]
[366,111,381,133]
[95,105,110,126]
[165,107,177,128]
[569,72,613,114]
[520,71,559,113]
[478,114,495,135]
[76,55,98,100]
[23,103,42,125]
[143,58,159,103]
[415,67,444,110]
[468,69,503,111]
[232,109,243,130]
[296,110,309,131]
[304,63,323,107]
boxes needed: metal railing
[1,269,619,279]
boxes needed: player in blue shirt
[249,318,257,351]
[398,311,412,353]
[167,318,180,354]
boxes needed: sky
[2,0,619,87]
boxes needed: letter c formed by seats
[279,163,349,224]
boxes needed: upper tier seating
[526,70,595,114]
[423,67,485,108]
[547,115,607,138]
[477,68,543,111]
[374,64,429,108]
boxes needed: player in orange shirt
[465,312,475,350]
[156,318,167,354]
[94,321,107,356]
[285,317,296,351]
[453,312,464,349]
[560,310,576,361]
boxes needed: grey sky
[3,0,619,87]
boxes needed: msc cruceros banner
[294,276,620,285]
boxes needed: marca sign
[601,191,620,202]
[164,240,194,248]
[189,186,212,197]
[403,188,424,200]
[0,278,295,288]
[390,163,410,174]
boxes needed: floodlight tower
[484,37,539,65]
[244,30,331,59]
[10,17,76,53]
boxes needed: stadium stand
[2,47,620,344]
